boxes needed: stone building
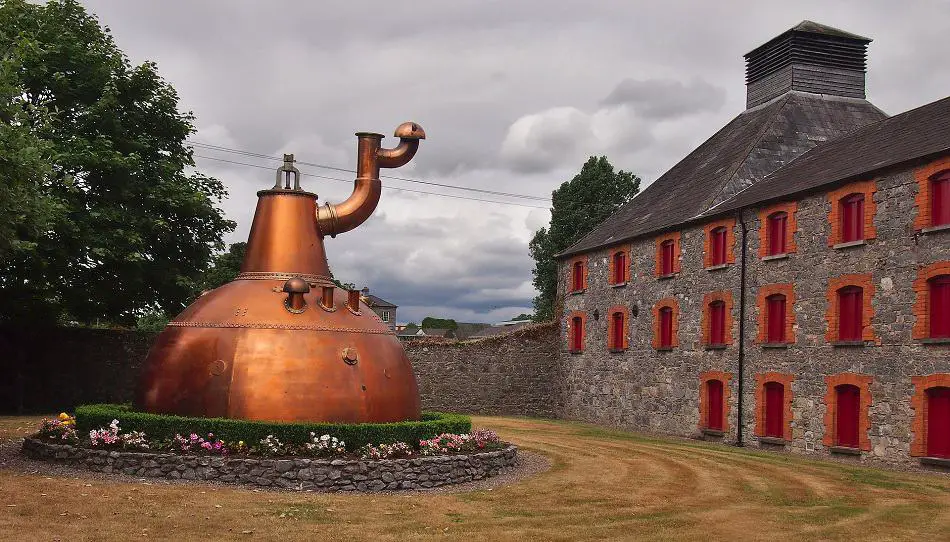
[360,288,397,331]
[556,21,950,467]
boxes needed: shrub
[37,413,78,443]
[359,441,414,460]
[74,404,471,450]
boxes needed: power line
[193,155,551,209]
[187,140,552,202]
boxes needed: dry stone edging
[21,438,517,491]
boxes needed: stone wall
[558,156,950,468]
[404,322,563,418]
[22,438,518,491]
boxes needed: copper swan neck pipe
[316,122,425,238]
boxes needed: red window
[932,172,950,227]
[838,286,863,341]
[659,307,673,348]
[840,193,865,243]
[612,251,626,284]
[930,276,950,338]
[611,312,624,349]
[835,384,860,448]
[571,261,584,291]
[766,294,786,343]
[571,316,583,351]
[767,212,787,256]
[927,387,950,458]
[707,379,724,431]
[764,382,784,438]
[660,240,675,276]
[710,227,727,266]
[709,301,726,345]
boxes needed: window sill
[705,264,730,272]
[569,289,586,295]
[762,342,789,349]
[920,338,950,345]
[920,457,950,468]
[758,436,788,446]
[830,446,862,456]
[762,253,789,261]
[702,428,725,437]
[569,350,584,355]
[655,346,674,352]
[921,223,950,234]
[656,273,676,281]
[833,240,867,250]
[832,340,866,348]
[608,348,627,354]
[704,344,727,350]
[609,282,627,288]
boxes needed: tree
[192,242,246,296]
[0,0,235,326]
[530,156,640,321]
[421,317,458,330]
[511,313,533,321]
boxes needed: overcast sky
[82,0,950,324]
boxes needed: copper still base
[135,124,426,424]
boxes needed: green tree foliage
[0,0,235,325]
[530,156,640,321]
[421,317,458,330]
[192,242,246,295]
[404,322,419,331]
[511,313,533,321]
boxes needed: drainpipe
[736,210,748,447]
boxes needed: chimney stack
[744,21,871,109]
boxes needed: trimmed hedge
[75,404,471,449]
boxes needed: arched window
[930,275,950,338]
[927,387,950,458]
[840,193,865,243]
[659,307,673,348]
[571,261,584,292]
[660,240,675,276]
[571,316,584,352]
[764,381,785,438]
[708,301,726,345]
[767,212,788,256]
[612,251,627,284]
[837,286,864,341]
[710,227,727,266]
[707,379,724,431]
[610,311,625,350]
[835,384,861,448]
[931,171,950,227]
[766,294,786,343]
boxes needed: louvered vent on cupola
[745,20,871,109]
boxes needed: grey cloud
[601,78,727,119]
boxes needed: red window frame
[767,212,787,256]
[927,386,950,458]
[766,294,786,343]
[571,316,583,352]
[660,240,675,276]
[932,172,950,227]
[708,301,726,345]
[612,251,626,284]
[710,227,727,266]
[659,307,673,348]
[707,379,724,431]
[835,384,861,448]
[930,276,950,339]
[571,261,584,292]
[764,382,784,438]
[840,193,865,243]
[610,311,625,350]
[838,286,864,341]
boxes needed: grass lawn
[2,415,950,541]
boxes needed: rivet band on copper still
[166,321,395,334]
[235,272,334,283]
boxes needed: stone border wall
[21,438,518,492]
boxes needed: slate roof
[363,294,396,308]
[704,96,950,216]
[558,92,886,259]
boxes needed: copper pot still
[135,123,427,423]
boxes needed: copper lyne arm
[316,122,426,238]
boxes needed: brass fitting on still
[316,122,426,238]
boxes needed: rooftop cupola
[745,20,871,109]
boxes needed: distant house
[360,288,396,331]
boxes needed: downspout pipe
[736,209,748,447]
[316,122,426,238]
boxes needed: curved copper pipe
[317,122,425,238]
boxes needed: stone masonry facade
[558,155,950,468]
